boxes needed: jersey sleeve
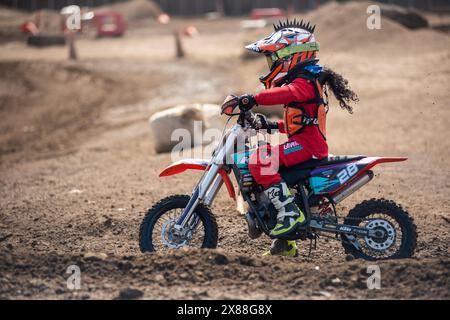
[277,120,286,134]
[254,78,315,106]
[254,85,297,106]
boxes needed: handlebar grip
[244,111,262,129]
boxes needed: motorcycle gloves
[253,113,279,134]
[238,94,257,112]
[223,94,279,134]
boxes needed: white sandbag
[149,104,223,154]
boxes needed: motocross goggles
[266,41,320,63]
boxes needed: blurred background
[1,0,449,157]
[2,0,450,12]
[0,0,449,299]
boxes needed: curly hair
[319,67,359,114]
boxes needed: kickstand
[308,239,312,257]
[307,235,318,258]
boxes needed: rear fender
[159,159,236,200]
[354,157,407,176]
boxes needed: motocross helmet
[245,19,320,89]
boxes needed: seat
[288,155,366,171]
[280,155,366,186]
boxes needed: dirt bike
[139,100,417,260]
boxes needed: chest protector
[284,74,328,139]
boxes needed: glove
[238,94,257,112]
[253,113,279,134]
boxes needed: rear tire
[341,198,417,260]
[139,195,218,252]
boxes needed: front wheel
[139,195,218,252]
[341,198,417,260]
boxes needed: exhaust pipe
[332,171,374,204]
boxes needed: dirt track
[0,1,449,299]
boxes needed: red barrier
[250,8,286,20]
[93,12,125,37]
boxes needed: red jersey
[254,77,328,159]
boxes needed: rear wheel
[341,198,417,260]
[139,195,218,252]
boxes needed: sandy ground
[0,1,449,299]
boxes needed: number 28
[337,163,358,184]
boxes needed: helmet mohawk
[273,18,316,33]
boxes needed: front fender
[159,159,236,200]
[159,159,210,177]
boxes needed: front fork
[174,125,241,233]
[174,164,223,233]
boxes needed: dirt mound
[0,248,448,299]
[381,4,429,29]
[0,5,30,24]
[426,11,450,33]
[94,0,162,22]
[302,1,447,53]
[0,61,155,163]
[0,5,31,42]
[0,6,64,42]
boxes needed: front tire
[139,195,218,252]
[341,198,417,260]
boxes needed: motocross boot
[264,181,306,237]
[263,239,298,257]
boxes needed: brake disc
[364,219,396,251]
[161,219,188,249]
